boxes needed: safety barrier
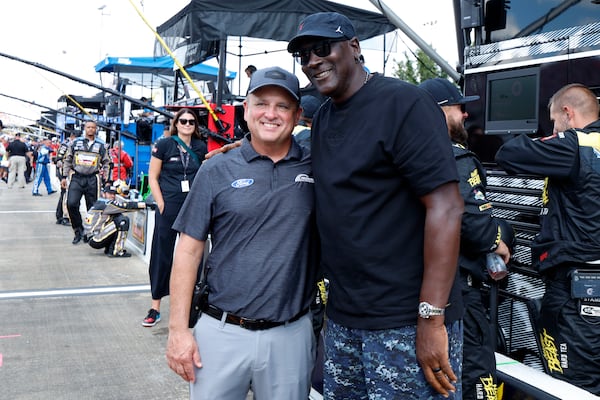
[485,167,547,371]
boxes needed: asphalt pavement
[0,182,188,399]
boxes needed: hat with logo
[287,12,356,52]
[247,66,301,101]
[418,78,479,106]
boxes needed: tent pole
[216,39,227,107]
[383,34,386,77]
[238,37,243,96]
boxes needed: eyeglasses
[293,38,347,66]
[178,118,196,126]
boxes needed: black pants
[462,275,497,400]
[148,201,182,300]
[67,174,100,233]
[56,186,67,221]
[538,270,600,395]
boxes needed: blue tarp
[94,56,236,81]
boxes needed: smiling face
[175,111,197,138]
[243,86,301,160]
[299,37,365,103]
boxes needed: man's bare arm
[166,233,205,382]
[417,181,463,397]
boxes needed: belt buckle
[239,316,259,329]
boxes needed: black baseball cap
[247,67,301,101]
[288,12,356,53]
[300,96,321,119]
[418,78,479,106]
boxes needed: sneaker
[48,191,57,195]
[32,193,42,196]
[108,249,132,258]
[142,309,161,327]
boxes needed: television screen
[485,67,539,134]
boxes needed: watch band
[418,301,446,319]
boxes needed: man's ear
[349,37,361,58]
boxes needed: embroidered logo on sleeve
[231,178,254,188]
[294,174,314,183]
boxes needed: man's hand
[204,139,243,160]
[416,317,457,397]
[494,240,510,265]
[60,178,67,189]
[166,329,202,382]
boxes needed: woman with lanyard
[143,108,207,327]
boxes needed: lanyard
[178,146,190,180]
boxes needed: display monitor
[485,67,539,134]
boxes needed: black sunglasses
[293,38,347,66]
[178,118,196,126]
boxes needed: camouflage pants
[324,319,463,400]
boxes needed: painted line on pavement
[0,284,150,300]
[0,334,21,339]
[0,210,55,214]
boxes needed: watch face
[419,302,444,318]
[419,303,429,315]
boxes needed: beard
[449,120,468,146]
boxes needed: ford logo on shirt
[231,178,254,188]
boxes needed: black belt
[202,304,308,331]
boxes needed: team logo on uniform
[479,202,492,211]
[231,178,254,188]
[468,169,482,187]
[294,174,314,183]
[473,189,485,201]
[540,329,564,373]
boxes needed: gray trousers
[191,312,315,400]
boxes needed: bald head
[548,84,599,132]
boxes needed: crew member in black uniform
[54,131,77,226]
[61,120,111,244]
[420,78,514,400]
[496,83,600,395]
[83,180,147,258]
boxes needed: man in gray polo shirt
[166,66,317,400]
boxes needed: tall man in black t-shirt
[288,12,464,399]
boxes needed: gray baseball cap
[247,67,301,101]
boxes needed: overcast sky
[0,0,458,126]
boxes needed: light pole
[98,5,110,60]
